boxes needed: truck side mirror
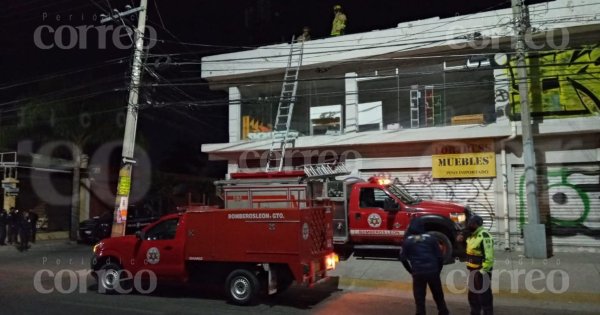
[136,230,145,240]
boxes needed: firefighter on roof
[298,26,311,41]
[330,4,347,36]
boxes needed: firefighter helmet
[333,4,342,10]
[468,215,483,227]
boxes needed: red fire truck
[217,163,470,263]
[92,163,469,304]
[91,191,336,305]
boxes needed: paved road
[0,243,598,315]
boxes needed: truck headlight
[450,213,466,224]
[92,243,100,254]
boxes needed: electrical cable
[0,56,129,90]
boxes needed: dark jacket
[18,212,32,232]
[400,218,443,275]
[0,210,7,224]
[8,209,17,226]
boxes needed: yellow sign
[117,175,131,196]
[432,152,496,178]
[432,139,494,155]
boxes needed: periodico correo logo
[33,12,157,50]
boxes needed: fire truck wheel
[97,262,128,294]
[428,231,453,264]
[226,269,260,305]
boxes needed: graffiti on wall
[518,167,600,237]
[508,45,600,117]
[387,172,496,230]
[494,67,510,120]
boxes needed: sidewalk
[0,231,73,252]
[331,250,600,307]
[36,230,69,241]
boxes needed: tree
[2,92,126,240]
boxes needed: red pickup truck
[91,206,336,305]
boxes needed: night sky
[3,0,552,85]
[0,0,549,175]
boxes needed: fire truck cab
[218,163,470,263]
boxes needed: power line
[0,57,129,91]
[141,59,600,88]
[144,68,600,110]
[141,1,600,56]
[3,48,594,113]
[0,73,129,108]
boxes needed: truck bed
[184,207,332,264]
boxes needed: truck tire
[97,262,129,294]
[226,269,260,305]
[428,231,453,264]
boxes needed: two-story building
[201,0,600,252]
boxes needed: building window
[239,75,345,140]
[357,65,446,130]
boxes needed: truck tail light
[325,253,339,271]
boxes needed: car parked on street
[79,204,162,244]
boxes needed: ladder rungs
[265,35,303,172]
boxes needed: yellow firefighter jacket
[331,12,347,36]
[466,226,494,272]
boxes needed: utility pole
[101,0,148,237]
[1,152,19,211]
[511,0,547,258]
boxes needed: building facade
[201,0,600,252]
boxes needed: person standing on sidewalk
[0,208,7,245]
[29,210,38,243]
[7,207,18,245]
[400,217,450,315]
[17,209,32,251]
[457,215,494,315]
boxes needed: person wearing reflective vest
[459,215,494,315]
[330,4,347,36]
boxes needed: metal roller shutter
[360,169,498,233]
[514,164,600,250]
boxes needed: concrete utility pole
[102,0,148,237]
[1,152,19,211]
[511,0,547,258]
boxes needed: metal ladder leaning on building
[265,36,305,172]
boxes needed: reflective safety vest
[466,226,494,271]
[331,13,347,36]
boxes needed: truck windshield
[386,185,419,204]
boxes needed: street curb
[36,231,69,241]
[338,277,600,305]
